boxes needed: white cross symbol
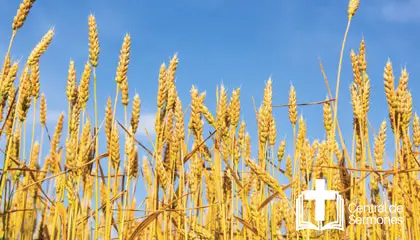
[304,179,336,221]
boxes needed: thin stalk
[327,16,353,240]
[30,99,37,153]
[1,31,16,82]
[50,189,61,240]
[93,67,99,240]
[19,120,29,236]
[71,179,81,240]
[0,65,28,204]
[119,105,128,239]
[67,209,73,240]
[38,125,44,169]
[67,100,71,136]
[331,17,353,142]
[106,85,120,239]
[5,31,16,59]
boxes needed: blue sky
[1,0,420,184]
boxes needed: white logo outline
[296,179,345,231]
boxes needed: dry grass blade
[117,120,153,156]
[76,190,125,225]
[183,130,217,164]
[224,161,242,188]
[128,192,192,240]
[128,211,161,240]
[18,153,108,192]
[0,148,55,206]
[0,168,46,173]
[257,180,295,211]
[233,215,258,235]
[0,88,18,135]
[273,98,335,108]
[0,208,37,217]
[258,192,279,211]
[340,172,371,194]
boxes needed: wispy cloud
[25,109,65,125]
[136,113,155,137]
[381,0,420,22]
[46,111,66,124]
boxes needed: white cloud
[381,0,420,22]
[136,113,155,137]
[22,109,65,125]
[46,111,66,124]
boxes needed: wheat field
[0,0,419,239]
